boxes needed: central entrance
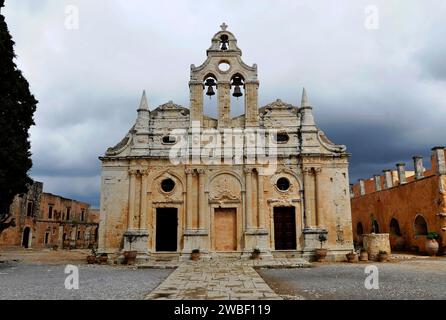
[214,208,237,251]
[156,208,178,252]
[274,206,297,250]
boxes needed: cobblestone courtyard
[259,257,446,300]
[1,249,445,300]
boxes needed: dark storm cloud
[3,0,446,206]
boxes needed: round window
[277,177,290,191]
[218,61,230,72]
[161,178,175,193]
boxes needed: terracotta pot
[251,252,261,260]
[378,253,388,262]
[191,252,201,261]
[315,248,327,262]
[346,252,358,263]
[86,255,96,264]
[124,251,138,265]
[98,254,108,264]
[359,250,368,261]
[425,239,439,256]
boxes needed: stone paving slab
[144,259,309,300]
[138,258,310,270]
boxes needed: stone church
[98,24,353,261]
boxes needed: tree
[0,0,38,234]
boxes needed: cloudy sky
[3,0,446,207]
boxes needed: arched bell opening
[203,74,218,118]
[219,34,229,51]
[230,73,245,118]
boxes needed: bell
[206,85,215,97]
[232,76,243,86]
[233,85,242,98]
[221,42,228,51]
[204,78,216,97]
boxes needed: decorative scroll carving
[209,175,240,201]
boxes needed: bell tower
[189,23,259,128]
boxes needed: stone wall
[351,147,446,254]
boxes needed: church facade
[98,24,353,261]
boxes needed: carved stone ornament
[210,177,239,201]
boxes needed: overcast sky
[3,0,446,207]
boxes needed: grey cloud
[3,0,446,206]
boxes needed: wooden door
[274,207,297,250]
[214,208,237,251]
[156,208,178,251]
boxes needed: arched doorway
[414,215,428,236]
[356,222,364,237]
[372,220,379,234]
[390,218,401,236]
[22,227,31,248]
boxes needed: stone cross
[220,22,228,31]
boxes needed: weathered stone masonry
[98,25,354,261]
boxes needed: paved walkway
[144,258,309,300]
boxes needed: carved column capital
[314,167,322,174]
[196,168,206,175]
[128,169,138,176]
[185,168,194,175]
[243,167,253,174]
[303,167,312,174]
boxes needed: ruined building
[351,147,446,254]
[98,24,353,261]
[0,181,99,249]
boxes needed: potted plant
[425,232,439,256]
[346,250,358,263]
[191,249,201,261]
[98,252,108,264]
[251,247,261,260]
[315,233,328,262]
[124,235,138,265]
[86,247,97,264]
[378,250,388,262]
[359,248,368,261]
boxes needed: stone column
[244,168,253,230]
[244,81,259,127]
[197,168,206,231]
[185,168,194,230]
[314,167,323,227]
[257,171,265,229]
[189,81,203,126]
[413,156,424,180]
[300,190,307,228]
[139,169,149,229]
[359,179,366,195]
[373,175,382,191]
[303,168,315,227]
[128,169,137,230]
[383,170,393,189]
[396,163,407,184]
[217,81,230,128]
[432,146,446,175]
